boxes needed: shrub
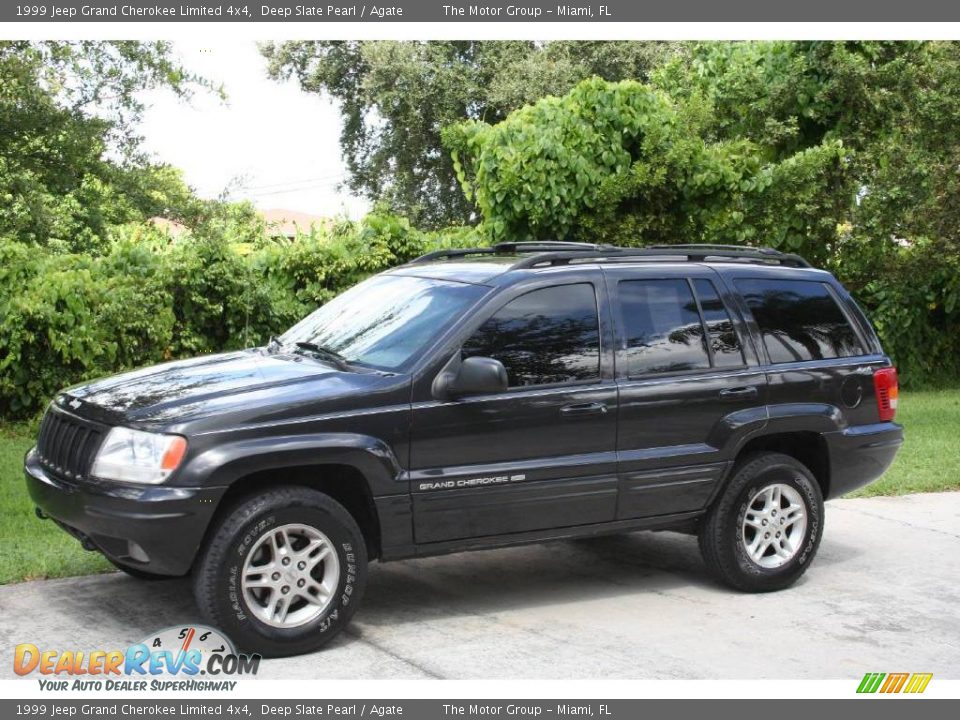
[0,213,459,419]
[444,77,849,260]
[854,242,960,387]
[445,74,960,388]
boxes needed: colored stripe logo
[857,672,932,694]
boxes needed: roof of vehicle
[388,242,825,286]
[389,256,521,284]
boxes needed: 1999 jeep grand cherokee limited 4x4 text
[25,243,903,656]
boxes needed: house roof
[148,216,189,238]
[147,208,330,241]
[260,208,330,238]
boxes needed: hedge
[0,215,476,420]
[0,214,955,421]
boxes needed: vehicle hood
[61,350,399,429]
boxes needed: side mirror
[432,355,508,400]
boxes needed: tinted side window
[619,279,710,376]
[693,279,744,368]
[462,284,600,387]
[736,279,865,363]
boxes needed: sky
[138,40,370,219]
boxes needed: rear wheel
[193,487,367,657]
[698,452,824,592]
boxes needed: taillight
[873,367,899,422]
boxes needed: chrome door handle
[560,402,609,417]
[718,386,759,401]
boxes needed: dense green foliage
[3,40,960,417]
[260,40,679,227]
[445,78,848,255]
[0,215,471,419]
[446,42,960,385]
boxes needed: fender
[703,402,845,503]
[176,432,406,497]
[705,406,769,455]
[763,403,846,434]
[708,403,845,460]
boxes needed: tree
[260,40,680,228]
[444,76,848,265]
[444,42,960,384]
[0,41,213,251]
[652,41,960,261]
[446,42,960,257]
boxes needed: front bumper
[24,449,225,576]
[823,422,904,499]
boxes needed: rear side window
[462,283,600,387]
[736,278,865,363]
[693,279,745,368]
[618,279,710,375]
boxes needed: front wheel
[193,487,367,657]
[698,452,824,592]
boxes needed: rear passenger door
[604,266,767,520]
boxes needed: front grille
[36,408,104,480]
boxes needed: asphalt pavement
[1,492,958,679]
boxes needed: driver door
[408,275,619,545]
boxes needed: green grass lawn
[850,388,960,497]
[1,388,958,585]
[0,424,110,585]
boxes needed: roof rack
[510,243,811,270]
[408,241,614,264]
[407,242,812,270]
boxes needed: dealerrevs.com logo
[857,672,933,694]
[13,625,260,691]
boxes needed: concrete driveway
[1,492,958,679]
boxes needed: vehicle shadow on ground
[354,529,840,629]
[0,529,863,656]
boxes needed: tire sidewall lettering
[796,483,821,566]
[222,511,355,636]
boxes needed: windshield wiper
[293,342,352,371]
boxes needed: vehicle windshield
[278,274,486,371]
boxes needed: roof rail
[408,242,812,269]
[408,247,498,264]
[510,244,812,270]
[408,241,612,265]
[497,241,615,252]
[644,244,810,268]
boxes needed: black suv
[25,243,903,656]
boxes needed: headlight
[90,427,188,484]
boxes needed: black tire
[698,452,824,593]
[193,486,367,657]
[108,558,172,581]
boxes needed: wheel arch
[210,463,383,561]
[182,434,405,567]
[733,431,831,499]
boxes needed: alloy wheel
[741,483,808,569]
[241,523,340,628]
